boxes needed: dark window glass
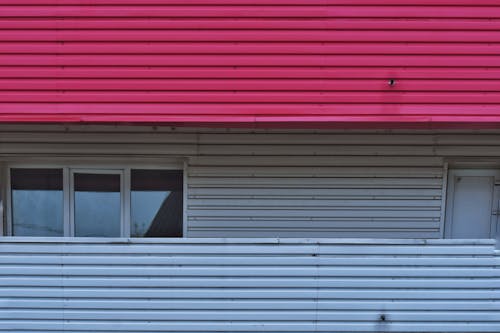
[11,169,63,236]
[131,170,183,237]
[74,173,121,237]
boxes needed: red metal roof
[1,0,499,128]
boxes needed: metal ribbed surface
[187,166,443,238]
[187,131,444,238]
[7,125,500,237]
[0,125,486,238]
[0,238,498,332]
[0,1,499,126]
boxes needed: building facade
[0,1,499,332]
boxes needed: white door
[445,170,499,239]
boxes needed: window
[131,170,183,237]
[10,168,64,236]
[73,171,123,237]
[7,167,183,237]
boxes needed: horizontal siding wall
[188,165,443,238]
[0,1,500,126]
[5,125,500,237]
[188,132,446,238]
[0,238,498,332]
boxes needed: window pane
[74,173,121,237]
[131,170,183,237]
[11,168,63,236]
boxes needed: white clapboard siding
[0,238,498,332]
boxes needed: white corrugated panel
[0,238,498,332]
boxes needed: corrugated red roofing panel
[0,0,499,128]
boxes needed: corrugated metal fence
[0,238,498,332]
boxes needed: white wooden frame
[444,168,500,239]
[3,161,185,237]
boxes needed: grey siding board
[0,239,498,332]
[187,164,443,238]
[186,132,449,238]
